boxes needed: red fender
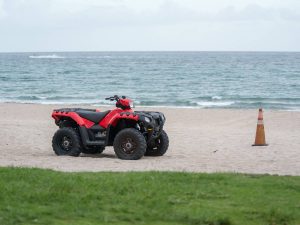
[99,108,139,128]
[52,108,139,129]
[52,111,95,128]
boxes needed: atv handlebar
[105,95,126,101]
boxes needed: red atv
[51,95,169,160]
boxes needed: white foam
[85,56,112,59]
[196,101,235,107]
[212,96,222,100]
[29,54,65,59]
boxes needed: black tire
[145,130,169,156]
[113,128,146,160]
[81,146,105,154]
[52,127,82,156]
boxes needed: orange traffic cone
[252,108,268,146]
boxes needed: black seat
[77,110,111,123]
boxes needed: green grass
[0,168,299,225]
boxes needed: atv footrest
[79,126,106,147]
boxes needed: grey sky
[0,0,300,52]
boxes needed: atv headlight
[144,116,151,123]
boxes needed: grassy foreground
[0,168,299,225]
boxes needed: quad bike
[51,95,169,160]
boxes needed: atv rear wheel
[81,146,105,154]
[52,127,82,156]
[145,130,169,156]
[113,128,146,160]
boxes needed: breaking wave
[29,54,65,59]
[196,101,235,107]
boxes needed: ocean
[0,51,299,110]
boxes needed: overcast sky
[0,0,300,52]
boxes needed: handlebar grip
[105,96,120,101]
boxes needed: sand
[0,103,299,175]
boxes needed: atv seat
[77,110,111,123]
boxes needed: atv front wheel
[52,127,82,156]
[145,130,169,156]
[113,128,146,160]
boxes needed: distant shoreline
[1,50,300,54]
[1,102,299,111]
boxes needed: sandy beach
[0,103,299,175]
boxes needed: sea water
[0,51,299,110]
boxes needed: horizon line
[1,50,300,54]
